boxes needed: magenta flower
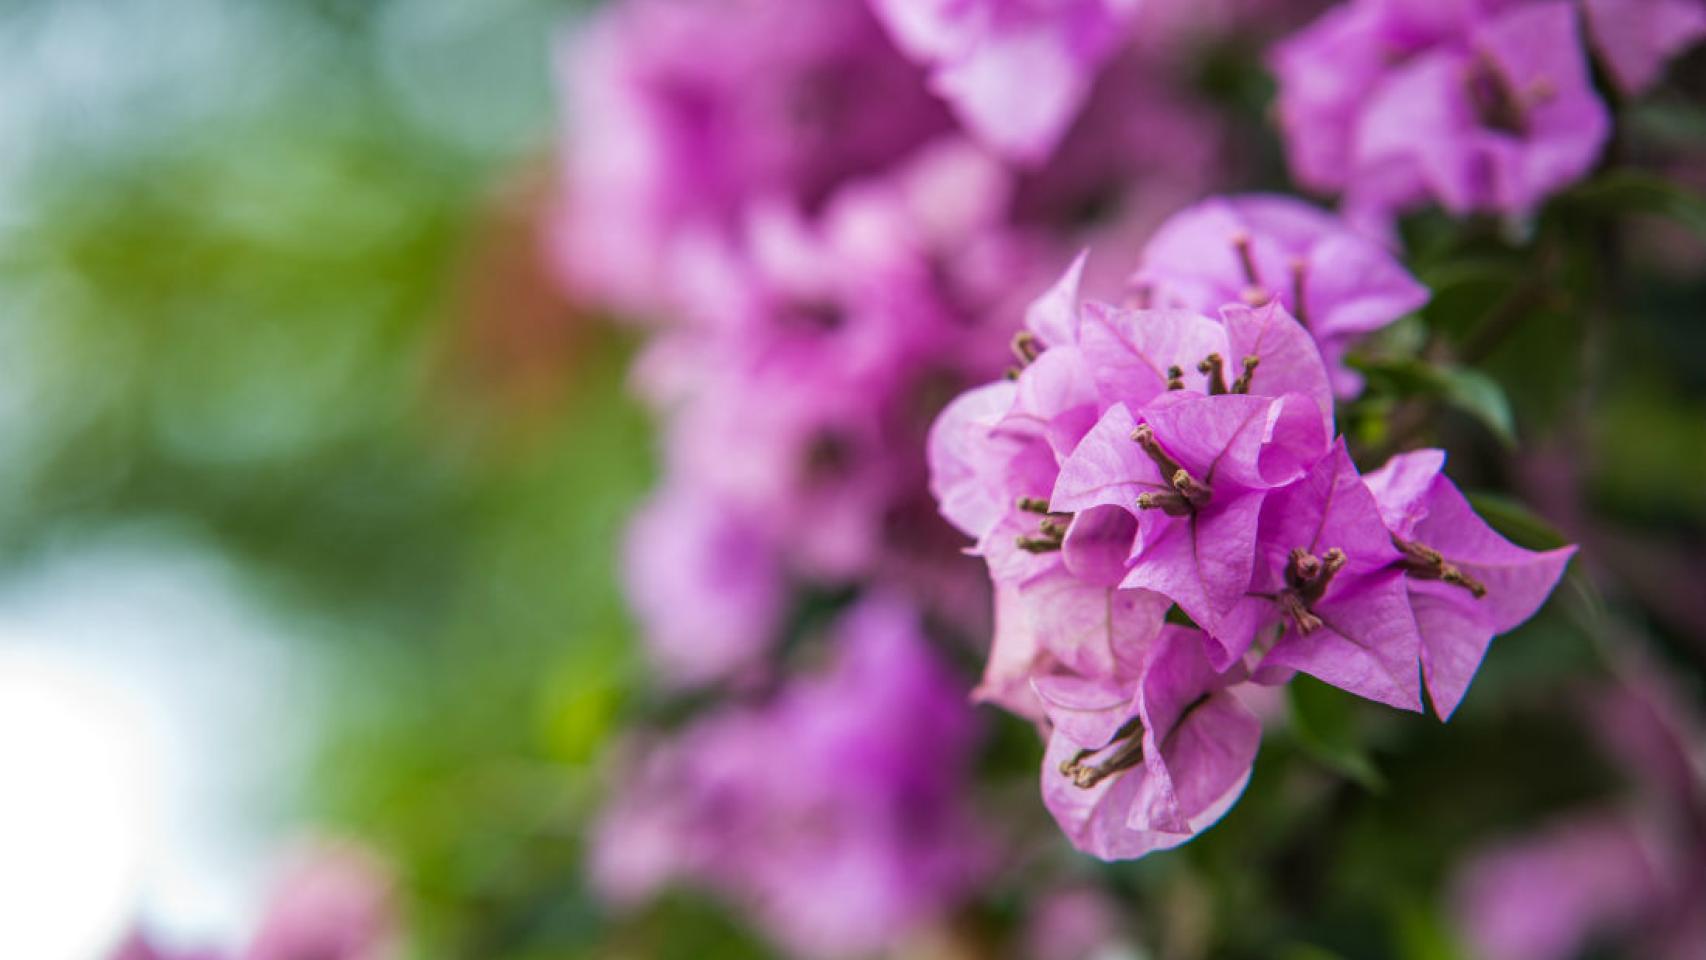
[622,484,785,687]
[549,0,951,316]
[1272,0,1612,226]
[1236,441,1426,710]
[590,598,989,958]
[1363,449,1576,718]
[1452,666,1706,959]
[1036,625,1261,860]
[243,842,396,960]
[1131,194,1430,395]
[1350,2,1611,225]
[1582,0,1706,94]
[866,0,1142,164]
[1051,391,1330,644]
[1455,814,1665,960]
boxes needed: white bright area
[0,533,324,960]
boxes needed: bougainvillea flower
[244,842,397,960]
[1452,664,1706,960]
[1454,813,1664,960]
[1131,194,1430,395]
[1363,449,1576,718]
[622,484,784,687]
[1273,0,1611,227]
[1348,2,1611,226]
[1037,625,1261,860]
[866,0,1142,164]
[590,598,988,959]
[1269,0,1438,196]
[1238,441,1424,709]
[549,0,951,316]
[1582,0,1706,94]
[1052,391,1329,637]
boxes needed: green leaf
[1389,898,1470,960]
[1349,357,1517,446]
[1436,366,1516,447]
[1564,170,1706,236]
[1287,675,1385,791]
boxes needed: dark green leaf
[1287,676,1385,791]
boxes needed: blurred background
[0,0,1702,958]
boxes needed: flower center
[1197,352,1261,396]
[1015,495,1072,553]
[1006,330,1045,379]
[1465,55,1554,137]
[1130,424,1213,515]
[1058,715,1145,789]
[1279,546,1347,634]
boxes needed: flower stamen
[1230,355,1260,394]
[1279,546,1347,634]
[1199,352,1230,395]
[1391,535,1487,597]
[1131,425,1212,512]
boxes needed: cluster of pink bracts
[551,0,1699,954]
[929,226,1575,859]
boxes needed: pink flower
[590,598,989,959]
[244,842,396,960]
[866,0,1142,163]
[1452,666,1706,960]
[1037,625,1262,860]
[1053,392,1330,644]
[1236,441,1427,710]
[1131,194,1430,396]
[1455,814,1665,960]
[1363,449,1576,718]
[549,0,951,317]
[622,484,786,687]
[1272,0,1612,226]
[1582,0,1706,94]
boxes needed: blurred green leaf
[1436,366,1516,447]
[1389,898,1468,960]
[1564,170,1706,236]
[1287,676,1385,792]
[1351,358,1517,446]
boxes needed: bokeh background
[0,0,1702,958]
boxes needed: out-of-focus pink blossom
[621,484,785,687]
[866,0,1142,164]
[1455,813,1664,960]
[589,598,989,958]
[1582,0,1706,94]
[621,142,1020,683]
[1272,0,1611,227]
[1453,664,1706,960]
[1024,885,1143,960]
[549,0,951,317]
[244,841,396,960]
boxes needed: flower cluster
[863,0,1143,163]
[556,0,1236,687]
[618,139,1022,685]
[589,599,990,960]
[929,193,1577,859]
[1269,0,1706,229]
